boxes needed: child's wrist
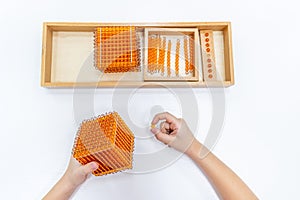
[61,172,80,190]
[185,140,202,159]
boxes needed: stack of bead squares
[94,26,140,73]
[72,112,135,176]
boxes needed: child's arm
[187,140,257,199]
[43,158,98,200]
[151,112,258,200]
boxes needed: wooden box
[41,22,234,88]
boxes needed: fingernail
[91,162,98,170]
[151,128,160,134]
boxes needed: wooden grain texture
[41,23,53,86]
[42,80,233,88]
[223,23,234,85]
[44,22,230,31]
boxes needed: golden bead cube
[72,112,134,176]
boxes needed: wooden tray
[41,22,234,88]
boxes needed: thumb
[151,128,174,144]
[80,162,99,175]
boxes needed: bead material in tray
[94,26,141,73]
[72,112,135,176]
[144,28,200,82]
[200,30,217,81]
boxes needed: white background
[1,0,300,199]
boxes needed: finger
[151,128,174,144]
[81,162,99,175]
[162,122,170,130]
[170,122,178,131]
[151,112,178,125]
[160,122,166,133]
[150,127,160,134]
[160,121,170,133]
[169,129,178,135]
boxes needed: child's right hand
[150,112,201,157]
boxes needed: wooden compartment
[41,22,234,88]
[144,28,200,82]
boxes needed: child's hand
[63,158,99,188]
[43,158,98,200]
[150,112,199,157]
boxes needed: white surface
[0,0,300,199]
